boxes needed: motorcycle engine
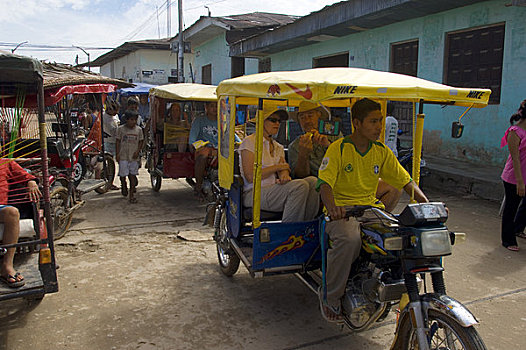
[342,272,382,329]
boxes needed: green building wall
[268,0,526,166]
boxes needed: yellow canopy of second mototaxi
[216,67,491,107]
[149,83,217,101]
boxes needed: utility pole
[178,0,184,83]
[167,0,171,37]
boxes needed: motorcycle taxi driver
[316,98,429,322]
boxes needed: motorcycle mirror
[451,121,464,138]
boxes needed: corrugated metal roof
[215,12,299,28]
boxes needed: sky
[0,0,343,67]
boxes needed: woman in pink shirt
[500,100,526,251]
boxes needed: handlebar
[324,205,372,221]
[324,205,399,223]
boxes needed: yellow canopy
[149,83,217,101]
[216,67,491,107]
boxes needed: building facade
[91,39,180,85]
[231,0,526,166]
[173,13,298,85]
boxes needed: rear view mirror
[451,121,464,138]
[318,119,340,136]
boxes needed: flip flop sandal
[318,288,343,323]
[516,232,526,239]
[0,272,25,288]
[506,245,519,252]
[129,197,138,204]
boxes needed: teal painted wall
[268,0,526,166]
[194,33,231,85]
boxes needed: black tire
[216,209,240,277]
[50,186,73,240]
[73,151,87,187]
[151,172,162,192]
[95,154,116,194]
[397,309,487,350]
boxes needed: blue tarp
[115,82,157,96]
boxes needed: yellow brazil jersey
[316,136,411,209]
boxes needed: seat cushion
[0,219,36,240]
[243,207,282,221]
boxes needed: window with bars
[231,57,245,78]
[444,24,505,104]
[390,40,419,139]
[201,64,212,85]
[259,57,271,73]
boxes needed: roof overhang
[90,40,171,67]
[175,17,231,47]
[230,0,485,57]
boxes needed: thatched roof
[42,62,132,89]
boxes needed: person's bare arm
[240,149,289,184]
[276,156,291,184]
[320,183,346,220]
[133,140,144,159]
[294,134,313,178]
[403,181,429,203]
[508,130,525,196]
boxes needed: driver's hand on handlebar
[27,180,41,202]
[327,205,347,221]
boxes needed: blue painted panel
[227,182,242,238]
[252,220,321,270]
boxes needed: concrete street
[0,169,525,350]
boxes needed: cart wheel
[50,186,73,240]
[151,172,162,192]
[95,154,116,194]
[216,209,240,277]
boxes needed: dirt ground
[1,169,525,349]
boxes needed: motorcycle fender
[390,294,478,350]
[422,294,479,327]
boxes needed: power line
[122,0,169,41]
[0,42,114,50]
[122,0,228,42]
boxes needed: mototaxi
[0,52,58,301]
[146,83,218,193]
[213,67,490,350]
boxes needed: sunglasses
[266,117,281,123]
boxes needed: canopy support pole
[412,101,425,189]
[252,99,265,229]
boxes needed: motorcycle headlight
[421,229,452,256]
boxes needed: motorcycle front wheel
[150,172,162,192]
[95,154,116,194]
[216,209,240,277]
[50,186,73,240]
[397,309,487,350]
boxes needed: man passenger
[1,159,41,288]
[288,101,402,212]
[188,101,218,199]
[316,98,429,322]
